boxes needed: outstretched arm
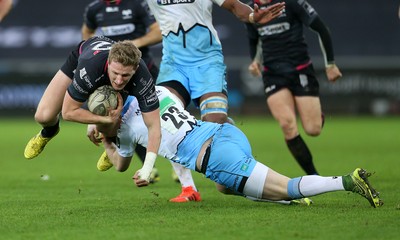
[221,0,285,24]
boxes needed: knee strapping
[199,96,228,118]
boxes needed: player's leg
[256,166,383,207]
[199,92,229,124]
[267,89,318,175]
[169,162,201,203]
[192,61,229,124]
[295,97,323,137]
[24,70,71,159]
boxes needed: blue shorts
[203,124,257,194]
[157,60,227,105]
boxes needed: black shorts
[262,64,319,99]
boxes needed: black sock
[41,121,60,138]
[286,135,318,175]
[135,144,147,164]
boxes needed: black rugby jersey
[83,0,156,64]
[64,36,159,113]
[246,0,333,72]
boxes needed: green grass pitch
[1,116,399,239]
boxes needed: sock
[286,135,318,175]
[341,175,354,191]
[134,144,147,164]
[170,161,197,191]
[40,121,60,138]
[287,176,345,199]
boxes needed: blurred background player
[81,0,163,182]
[245,0,342,175]
[101,85,382,208]
[0,0,13,22]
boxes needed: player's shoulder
[85,0,104,11]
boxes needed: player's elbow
[61,109,73,122]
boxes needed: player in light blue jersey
[101,86,383,208]
[145,0,285,124]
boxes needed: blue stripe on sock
[287,177,303,199]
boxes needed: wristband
[249,12,255,24]
[325,63,336,68]
[139,152,157,181]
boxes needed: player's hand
[326,64,342,82]
[107,93,123,123]
[133,170,150,187]
[253,2,285,25]
[248,61,262,77]
[87,124,102,146]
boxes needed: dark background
[1,0,400,116]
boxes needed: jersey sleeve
[67,58,105,103]
[60,41,84,79]
[129,60,159,112]
[290,0,318,26]
[137,0,157,27]
[83,2,98,30]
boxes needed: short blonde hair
[108,40,142,67]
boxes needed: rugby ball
[88,85,118,116]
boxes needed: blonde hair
[108,40,142,67]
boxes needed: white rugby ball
[88,85,118,116]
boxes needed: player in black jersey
[245,0,342,175]
[81,0,174,184]
[24,36,161,182]
[82,0,161,79]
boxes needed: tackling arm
[139,109,161,181]
[62,91,122,124]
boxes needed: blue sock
[287,177,304,199]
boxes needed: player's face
[108,61,137,90]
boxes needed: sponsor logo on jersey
[145,90,158,106]
[72,79,88,95]
[258,22,290,36]
[79,67,93,88]
[106,6,119,12]
[101,24,135,36]
[79,68,87,79]
[157,0,195,6]
[90,41,112,51]
[122,9,132,19]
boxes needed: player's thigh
[35,70,72,121]
[267,89,296,124]
[295,96,322,134]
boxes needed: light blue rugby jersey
[118,86,220,170]
[146,0,226,65]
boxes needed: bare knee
[34,110,59,126]
[303,123,322,137]
[278,118,298,139]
